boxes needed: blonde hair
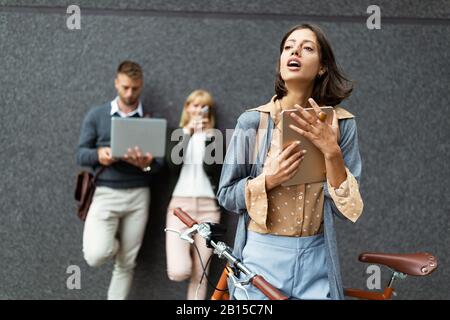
[179,89,215,129]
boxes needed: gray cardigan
[77,103,164,189]
[217,105,362,300]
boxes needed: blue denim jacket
[217,101,362,300]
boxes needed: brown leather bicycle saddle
[359,252,437,276]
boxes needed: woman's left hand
[289,98,340,157]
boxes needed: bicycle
[166,207,438,300]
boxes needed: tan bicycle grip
[173,207,198,228]
[251,275,288,300]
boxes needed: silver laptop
[111,117,167,158]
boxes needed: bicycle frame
[344,270,408,300]
[211,263,412,300]
[169,207,437,301]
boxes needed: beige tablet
[280,106,334,186]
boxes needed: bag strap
[251,111,269,169]
[257,112,269,147]
[244,111,270,251]
[92,166,106,183]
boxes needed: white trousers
[83,186,150,300]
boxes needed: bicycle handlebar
[252,275,288,300]
[172,207,288,300]
[173,207,198,228]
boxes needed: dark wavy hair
[274,24,353,106]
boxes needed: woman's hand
[265,141,306,191]
[289,98,341,159]
[185,114,209,135]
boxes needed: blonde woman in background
[165,90,223,299]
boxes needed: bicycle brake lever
[179,225,198,244]
[229,273,251,300]
[165,227,194,243]
[228,270,254,287]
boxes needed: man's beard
[120,97,138,107]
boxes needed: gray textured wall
[0,1,448,300]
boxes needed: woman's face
[186,98,208,117]
[279,28,323,85]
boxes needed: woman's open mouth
[287,58,301,71]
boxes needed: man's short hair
[117,60,143,80]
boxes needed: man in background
[76,60,162,299]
